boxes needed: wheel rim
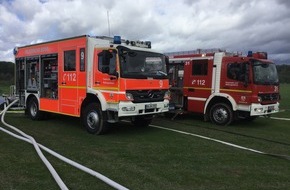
[87,111,99,130]
[30,101,37,117]
[213,107,228,124]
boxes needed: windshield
[118,46,167,79]
[252,60,279,85]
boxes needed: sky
[0,0,290,64]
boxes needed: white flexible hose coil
[1,99,68,190]
[1,99,129,190]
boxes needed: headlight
[122,106,135,111]
[164,90,170,100]
[126,93,134,101]
[254,108,264,113]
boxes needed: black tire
[0,102,5,110]
[82,103,108,135]
[27,97,44,120]
[209,103,233,126]
[131,116,153,127]
[1,99,9,110]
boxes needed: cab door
[221,61,252,106]
[59,48,78,115]
[183,59,213,113]
[93,49,119,102]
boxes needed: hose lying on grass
[0,99,129,190]
[1,99,68,190]
[150,124,290,161]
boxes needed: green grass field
[0,80,13,95]
[1,84,290,190]
[275,83,290,117]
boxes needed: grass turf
[0,85,289,190]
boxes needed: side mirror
[165,56,169,65]
[244,63,250,87]
[165,56,169,73]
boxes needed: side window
[227,63,246,81]
[98,51,104,72]
[64,50,76,71]
[109,51,116,74]
[98,50,116,74]
[192,59,208,75]
[80,48,85,71]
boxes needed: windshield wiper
[156,71,167,76]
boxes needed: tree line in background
[276,64,290,83]
[0,61,14,84]
[1,61,290,85]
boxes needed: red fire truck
[167,50,279,125]
[14,35,170,134]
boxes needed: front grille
[127,90,166,103]
[259,93,279,102]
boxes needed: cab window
[98,50,116,74]
[192,60,208,75]
[227,63,246,81]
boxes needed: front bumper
[250,102,279,116]
[117,100,169,117]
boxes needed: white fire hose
[0,99,129,190]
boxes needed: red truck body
[167,51,279,125]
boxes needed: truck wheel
[209,103,233,126]
[27,97,44,120]
[83,103,108,135]
[131,116,153,127]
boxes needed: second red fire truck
[14,35,170,134]
[167,50,280,125]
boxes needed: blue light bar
[145,41,151,48]
[113,36,121,44]
[13,47,18,55]
[247,51,253,57]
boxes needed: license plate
[268,106,274,111]
[145,104,157,109]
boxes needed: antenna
[107,10,111,37]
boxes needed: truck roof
[18,35,88,49]
[16,35,160,54]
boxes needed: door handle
[62,82,66,85]
[95,81,100,84]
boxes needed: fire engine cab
[14,35,170,134]
[167,50,279,125]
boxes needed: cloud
[0,0,289,64]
